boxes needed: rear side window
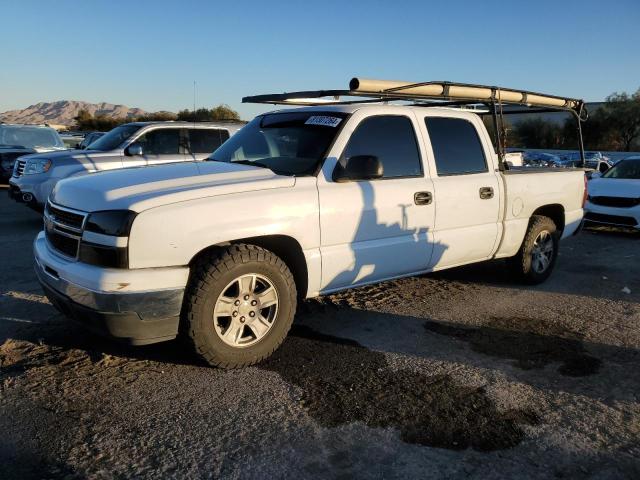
[425,117,487,175]
[136,128,180,155]
[189,129,229,154]
[342,116,422,178]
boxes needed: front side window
[209,112,347,176]
[189,129,229,154]
[425,117,487,175]
[341,115,422,178]
[135,128,180,155]
[89,124,141,151]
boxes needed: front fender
[127,178,320,270]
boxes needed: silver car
[9,121,243,208]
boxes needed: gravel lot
[1,187,639,479]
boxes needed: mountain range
[0,100,164,126]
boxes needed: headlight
[79,210,137,268]
[85,210,137,236]
[23,158,52,175]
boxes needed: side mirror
[126,143,143,156]
[333,155,383,182]
[75,143,81,149]
[598,162,610,174]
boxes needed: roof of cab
[125,120,247,129]
[263,103,480,117]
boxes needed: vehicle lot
[0,188,638,479]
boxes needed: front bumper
[34,233,187,345]
[584,201,640,229]
[8,175,57,208]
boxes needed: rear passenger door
[186,128,230,161]
[422,114,501,268]
[135,128,185,165]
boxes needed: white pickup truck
[34,81,587,368]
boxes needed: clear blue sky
[2,0,639,120]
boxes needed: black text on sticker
[305,116,342,127]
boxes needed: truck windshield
[0,126,64,149]
[88,124,142,152]
[208,112,348,175]
[602,160,640,179]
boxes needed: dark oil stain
[424,317,601,377]
[262,325,539,451]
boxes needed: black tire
[182,244,297,368]
[509,215,559,285]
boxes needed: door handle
[414,191,433,205]
[479,187,494,200]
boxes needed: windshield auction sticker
[305,116,343,127]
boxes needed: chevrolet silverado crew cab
[9,121,243,209]
[33,79,588,368]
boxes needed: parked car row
[7,121,242,208]
[505,148,614,173]
[59,131,86,149]
[77,131,105,149]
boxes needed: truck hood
[589,178,640,198]
[51,161,296,212]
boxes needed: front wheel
[509,215,559,284]
[182,244,297,368]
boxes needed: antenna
[193,80,197,125]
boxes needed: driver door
[317,111,436,292]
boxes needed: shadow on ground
[423,316,602,377]
[262,325,540,451]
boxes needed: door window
[189,129,230,154]
[425,117,487,175]
[341,116,422,178]
[136,129,180,155]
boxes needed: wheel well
[532,204,565,232]
[189,235,309,298]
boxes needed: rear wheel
[183,244,297,368]
[509,215,559,284]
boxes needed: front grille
[45,229,80,257]
[1,152,26,169]
[589,196,640,208]
[44,202,87,259]
[47,204,85,229]
[585,212,638,227]
[13,159,26,177]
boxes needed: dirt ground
[0,186,639,479]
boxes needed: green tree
[512,118,564,149]
[73,109,93,128]
[177,104,241,122]
[134,111,177,122]
[597,90,640,151]
[209,104,240,121]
